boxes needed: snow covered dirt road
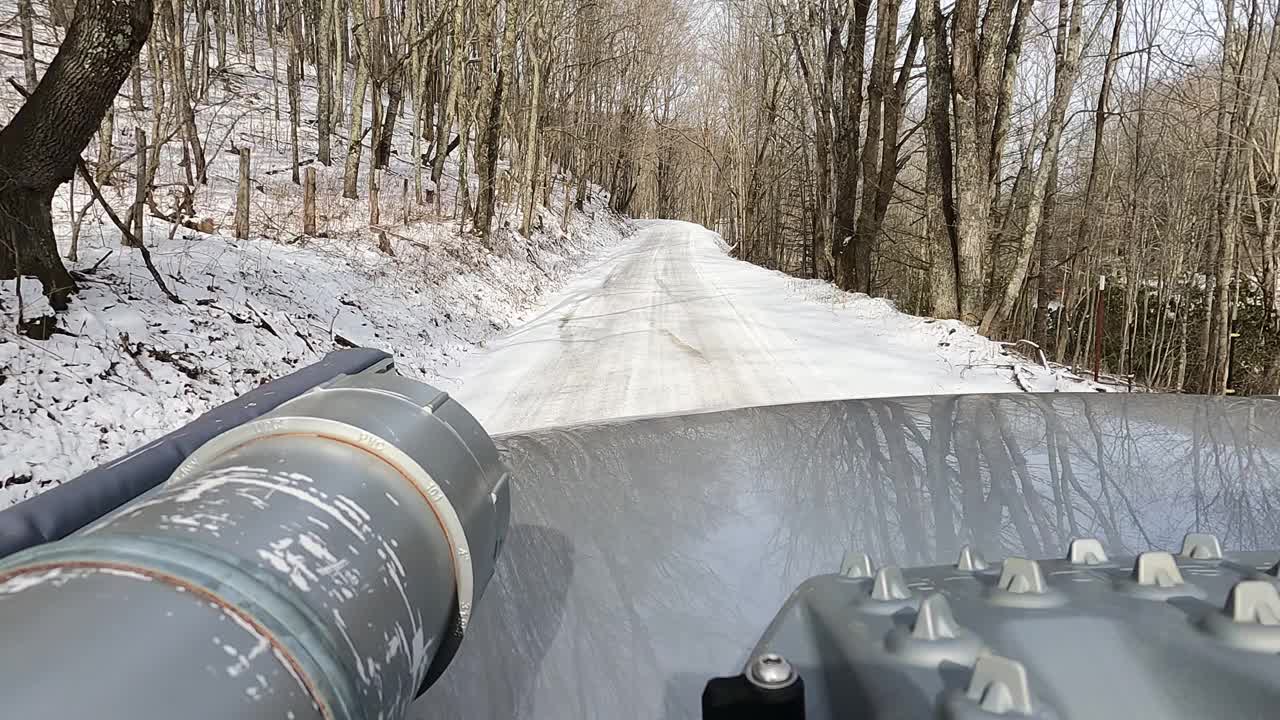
[453,220,1097,434]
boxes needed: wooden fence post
[129,127,145,247]
[402,177,409,226]
[303,165,317,235]
[371,169,392,254]
[235,147,251,240]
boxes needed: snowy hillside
[0,198,627,505]
[0,8,631,505]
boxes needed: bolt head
[748,653,796,689]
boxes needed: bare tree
[981,0,1093,334]
[0,0,154,307]
[473,0,517,238]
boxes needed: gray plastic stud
[870,566,912,601]
[997,558,1047,595]
[1067,537,1109,565]
[746,653,797,689]
[841,551,875,579]
[1225,581,1280,625]
[912,593,961,641]
[1132,552,1185,587]
[966,654,1034,715]
[957,545,989,571]
[1181,533,1224,560]
[1269,560,1280,577]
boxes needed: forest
[670,0,1280,395]
[2,0,1278,394]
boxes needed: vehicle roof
[422,393,1280,719]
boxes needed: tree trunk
[0,0,154,308]
[287,22,302,183]
[371,169,390,253]
[314,0,333,164]
[67,174,80,262]
[131,127,146,246]
[131,61,144,109]
[97,108,115,186]
[401,177,409,225]
[980,0,1089,335]
[520,41,543,238]
[411,42,428,202]
[433,0,466,195]
[1203,0,1264,392]
[475,1,518,239]
[303,166,317,234]
[375,74,402,168]
[342,15,370,199]
[215,0,227,67]
[926,138,959,320]
[949,0,989,323]
[988,0,1031,190]
[923,0,959,319]
[50,0,73,26]
[845,0,901,293]
[165,0,208,184]
[830,0,871,290]
[458,122,471,221]
[0,188,73,299]
[365,0,387,172]
[17,0,39,90]
[333,0,347,128]
[194,0,209,96]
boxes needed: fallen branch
[1012,366,1035,393]
[69,250,114,282]
[244,300,280,338]
[78,161,182,305]
[117,332,155,381]
[999,339,1049,368]
[371,224,431,250]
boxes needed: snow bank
[780,276,1099,394]
[0,196,628,505]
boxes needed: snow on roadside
[0,195,629,507]
[784,277,1103,394]
[701,225,1104,396]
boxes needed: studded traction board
[748,534,1280,719]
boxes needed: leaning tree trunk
[0,0,154,309]
[979,0,1087,336]
[374,73,403,169]
[433,0,466,195]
